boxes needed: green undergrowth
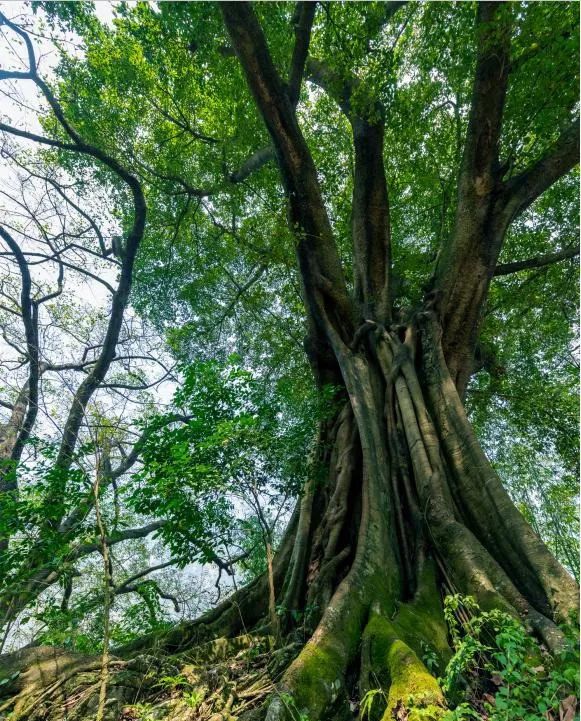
[0,597,577,721]
[289,594,579,721]
[410,595,579,721]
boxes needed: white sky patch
[93,1,117,27]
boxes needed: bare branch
[0,14,148,522]
[0,225,40,471]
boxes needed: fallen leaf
[392,700,409,721]
[559,695,578,721]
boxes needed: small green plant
[278,691,311,721]
[158,673,191,689]
[275,603,306,624]
[441,703,480,720]
[290,608,304,623]
[183,688,205,708]
[244,641,262,661]
[440,595,580,721]
[0,671,20,688]
[420,640,440,674]
[360,688,387,720]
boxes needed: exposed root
[360,561,448,721]
[266,567,370,720]
[361,612,445,721]
[0,646,130,721]
[0,634,282,721]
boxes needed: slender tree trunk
[265,537,280,644]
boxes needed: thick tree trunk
[215,5,579,717]
[260,310,576,721]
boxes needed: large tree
[0,2,578,720]
[213,3,578,717]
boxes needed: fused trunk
[260,312,576,720]
[216,3,579,717]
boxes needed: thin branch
[107,413,193,481]
[67,521,166,561]
[113,560,178,595]
[0,225,39,470]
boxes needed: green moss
[281,575,373,719]
[391,561,451,670]
[384,639,444,721]
[363,592,446,721]
[284,641,346,717]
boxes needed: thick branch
[494,244,579,276]
[432,2,512,394]
[221,2,353,349]
[306,57,354,115]
[112,560,177,596]
[113,580,180,612]
[457,3,511,195]
[499,118,580,225]
[287,2,317,107]
[307,57,391,322]
[435,7,578,395]
[0,383,28,496]
[229,145,275,183]
[228,3,316,185]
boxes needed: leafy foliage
[440,596,579,721]
[128,357,332,571]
